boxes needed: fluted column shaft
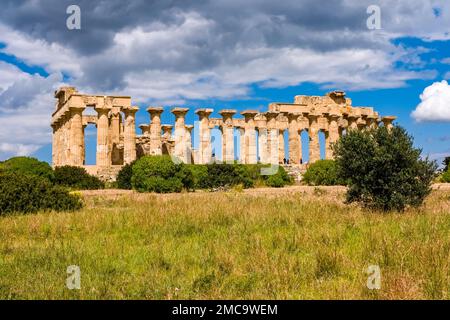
[172,108,189,163]
[123,107,138,164]
[287,113,300,165]
[96,108,110,167]
[241,111,258,164]
[308,114,320,164]
[196,109,213,164]
[147,107,163,155]
[266,112,279,165]
[219,110,236,164]
[69,107,84,166]
[327,114,340,160]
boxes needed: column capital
[218,109,237,117]
[241,110,258,118]
[185,124,194,132]
[139,124,150,134]
[147,106,164,115]
[195,108,213,118]
[171,107,189,117]
[123,106,139,115]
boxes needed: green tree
[333,126,436,211]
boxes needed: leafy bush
[0,173,82,215]
[54,166,104,190]
[131,155,192,193]
[441,169,450,183]
[116,161,135,189]
[204,164,254,189]
[0,157,54,182]
[186,165,209,189]
[302,159,343,186]
[333,126,437,211]
[264,166,294,188]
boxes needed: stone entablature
[51,87,396,177]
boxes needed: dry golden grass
[0,186,449,299]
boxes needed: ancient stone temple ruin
[51,87,396,179]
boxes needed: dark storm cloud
[0,0,377,55]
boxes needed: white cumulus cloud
[412,80,450,122]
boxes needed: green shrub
[264,166,293,188]
[204,164,254,189]
[0,173,82,215]
[116,161,135,189]
[302,159,343,186]
[441,169,450,183]
[333,126,437,211]
[54,166,104,190]
[0,157,54,182]
[131,155,191,193]
[186,165,209,189]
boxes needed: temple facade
[51,87,396,178]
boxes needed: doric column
[172,107,189,163]
[265,111,279,165]
[147,107,164,155]
[219,109,236,164]
[95,107,111,167]
[241,110,258,164]
[123,106,138,164]
[139,124,150,135]
[195,108,213,164]
[69,106,84,166]
[239,127,245,163]
[382,116,396,131]
[62,113,71,165]
[356,117,366,131]
[161,125,173,140]
[327,113,340,159]
[308,112,321,164]
[365,115,378,130]
[185,125,194,164]
[285,112,301,165]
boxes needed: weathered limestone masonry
[52,88,396,181]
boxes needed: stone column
[123,106,138,164]
[147,107,163,155]
[308,112,321,164]
[139,124,150,135]
[327,113,340,159]
[172,107,189,163]
[185,125,194,164]
[195,109,213,164]
[62,113,71,165]
[219,109,236,164]
[357,118,366,131]
[69,106,84,166]
[347,114,359,131]
[161,125,173,139]
[238,127,245,163]
[241,110,258,164]
[382,116,396,131]
[95,107,111,167]
[265,111,279,165]
[286,112,301,165]
[365,115,377,130]
[278,129,285,164]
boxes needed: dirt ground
[79,183,450,201]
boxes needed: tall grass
[0,188,449,299]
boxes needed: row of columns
[149,109,395,165]
[52,105,138,167]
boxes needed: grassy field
[0,185,449,300]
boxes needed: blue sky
[0,0,449,166]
